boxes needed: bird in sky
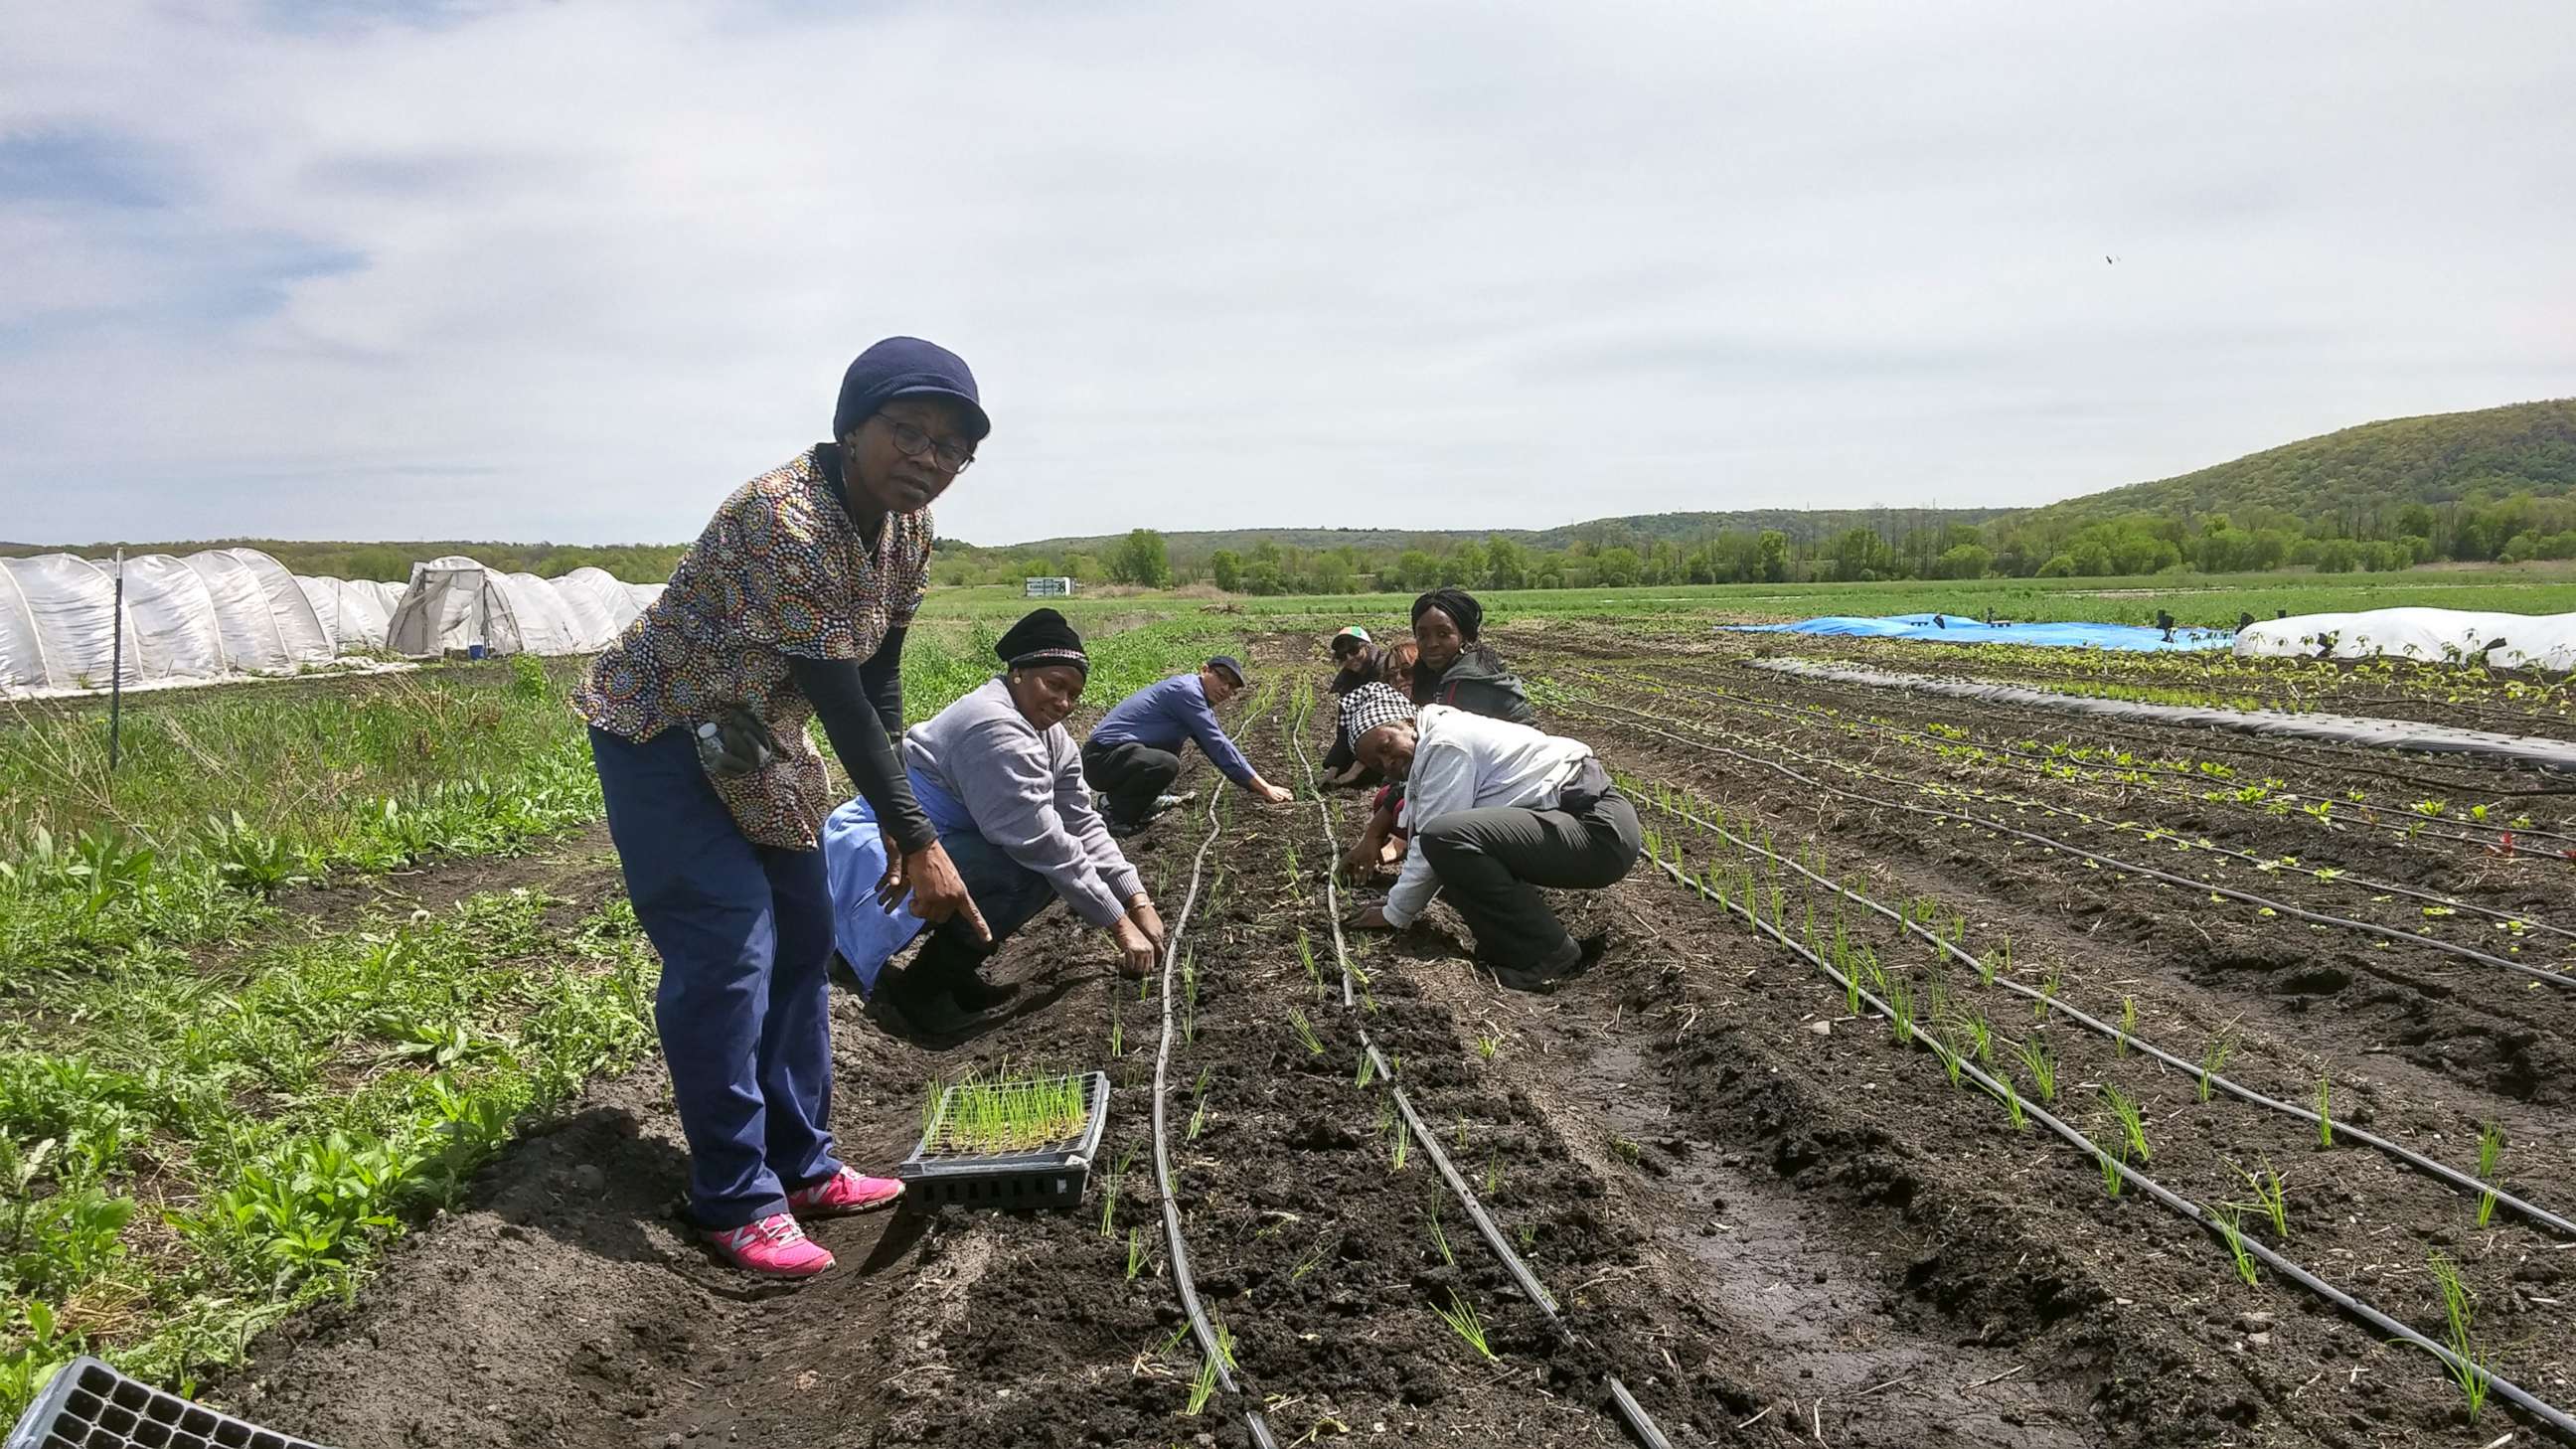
[2105,254,2118,264]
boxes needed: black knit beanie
[995,608,1087,674]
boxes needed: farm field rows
[7,604,2575,1445]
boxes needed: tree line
[931,491,2576,593]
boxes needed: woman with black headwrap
[575,338,993,1276]
[1408,587,1536,725]
[1341,589,1535,878]
[886,608,1164,1036]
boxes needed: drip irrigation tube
[1744,657,2576,778]
[1570,696,2576,993]
[1609,678,2576,943]
[1151,747,1278,1449]
[1625,785,2575,1240]
[1650,853,2576,1445]
[1284,697,1674,1449]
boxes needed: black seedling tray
[896,1071,1110,1210]
[6,1358,327,1449]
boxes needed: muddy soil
[202,635,2576,1449]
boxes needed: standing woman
[574,338,993,1277]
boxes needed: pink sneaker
[703,1212,835,1277]
[787,1167,906,1217]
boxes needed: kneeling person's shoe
[951,968,1023,1013]
[1488,932,1602,993]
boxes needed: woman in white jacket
[877,608,1165,1035]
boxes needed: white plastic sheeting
[0,548,347,696]
[2234,608,2576,672]
[297,576,404,655]
[1,546,654,697]
[383,557,641,658]
[0,555,125,693]
[183,549,336,676]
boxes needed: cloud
[1,0,2571,548]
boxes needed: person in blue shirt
[1082,656,1295,833]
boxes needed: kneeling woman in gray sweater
[881,608,1165,1035]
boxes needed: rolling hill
[2012,399,2576,531]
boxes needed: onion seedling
[1390,1126,1411,1173]
[1356,1051,1376,1089]
[1483,1153,1505,1197]
[1434,1289,1497,1362]
[2315,1073,2334,1148]
[1187,1097,1208,1143]
[2013,1037,2057,1103]
[2115,996,2136,1056]
[2214,1207,2257,1285]
[1185,1353,1220,1415]
[2230,1159,2289,1239]
[1984,1075,2027,1132]
[1951,1010,1993,1065]
[2198,1030,2234,1102]
[2034,965,2058,1021]
[1886,975,1917,1046]
[1125,1226,1144,1281]
[1476,1031,1503,1061]
[1290,1236,1332,1282]
[2098,1148,2124,1200]
[1932,1039,1964,1087]
[2475,1120,2503,1227]
[1289,1009,1324,1055]
[2426,1252,2492,1423]
[2102,1082,2150,1162]
[1427,1202,1454,1265]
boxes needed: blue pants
[590,726,841,1229]
[909,826,1060,979]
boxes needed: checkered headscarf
[1339,682,1416,739]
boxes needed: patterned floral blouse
[574,446,931,849]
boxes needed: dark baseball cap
[1206,655,1246,686]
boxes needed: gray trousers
[1415,789,1643,970]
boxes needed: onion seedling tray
[896,1070,1110,1210]
[6,1357,327,1449]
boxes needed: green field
[4,563,2570,1412]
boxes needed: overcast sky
[3,1,2571,550]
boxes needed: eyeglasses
[876,415,977,474]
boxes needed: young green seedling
[2315,1073,2334,1148]
[2198,1030,2234,1103]
[1427,1203,1454,1266]
[1356,1050,1376,1090]
[2235,1160,2289,1239]
[1886,975,1917,1046]
[2013,1037,2057,1103]
[2475,1120,2504,1228]
[1289,1009,1324,1055]
[2116,996,2136,1056]
[1126,1225,1144,1281]
[1434,1289,1497,1362]
[2214,1207,2258,1285]
[2426,1252,2492,1423]
[2098,1148,2124,1200]
[2102,1082,2150,1162]
[1185,1353,1220,1415]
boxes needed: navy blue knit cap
[833,337,991,442]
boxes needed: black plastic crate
[895,1071,1110,1209]
[5,1358,327,1449]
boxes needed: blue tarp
[1729,612,2233,652]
